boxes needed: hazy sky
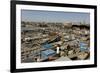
[21,10,90,24]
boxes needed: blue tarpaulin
[80,42,88,51]
[41,49,56,59]
[42,44,53,50]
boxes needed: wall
[0,0,99,73]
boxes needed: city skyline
[21,10,90,24]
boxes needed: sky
[21,10,90,24]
